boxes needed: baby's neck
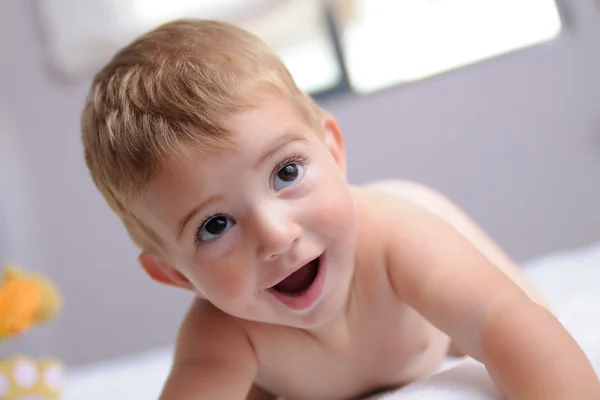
[302,280,357,348]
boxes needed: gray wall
[1,1,598,366]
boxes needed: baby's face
[134,97,357,328]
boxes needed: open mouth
[271,257,320,297]
[267,254,326,310]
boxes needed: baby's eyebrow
[255,133,306,168]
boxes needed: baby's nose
[254,211,301,261]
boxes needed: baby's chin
[275,293,350,330]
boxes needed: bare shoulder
[175,298,254,364]
[348,183,421,279]
[349,180,465,281]
[350,179,438,227]
[162,301,263,399]
[360,180,547,305]
[353,179,484,257]
[353,180,488,277]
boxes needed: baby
[81,19,600,399]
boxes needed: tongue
[274,260,319,295]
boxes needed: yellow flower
[0,278,41,338]
[0,265,61,339]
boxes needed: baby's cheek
[201,262,252,306]
[187,253,248,300]
[220,271,249,301]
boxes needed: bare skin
[162,183,596,400]
[134,97,599,400]
[244,185,450,399]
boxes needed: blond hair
[81,19,324,252]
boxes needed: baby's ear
[139,252,194,291]
[322,116,347,176]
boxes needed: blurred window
[38,0,563,97]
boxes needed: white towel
[370,358,501,400]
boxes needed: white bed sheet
[63,243,600,400]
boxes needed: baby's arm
[384,198,600,399]
[160,299,258,399]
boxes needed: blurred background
[1,0,599,368]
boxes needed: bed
[63,243,600,399]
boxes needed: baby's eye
[273,161,305,191]
[196,215,235,243]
